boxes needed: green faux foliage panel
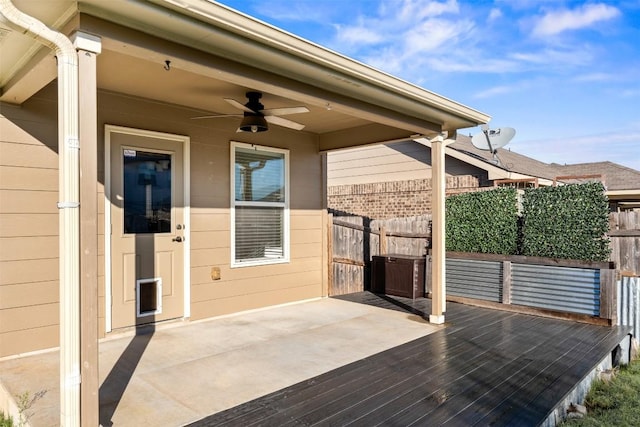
[521,182,610,261]
[445,188,518,255]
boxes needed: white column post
[429,134,446,324]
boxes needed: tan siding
[0,303,58,333]
[0,325,58,358]
[1,87,62,356]
[191,247,229,268]
[0,236,58,261]
[192,270,321,302]
[0,165,58,191]
[291,242,322,259]
[327,142,430,186]
[327,140,490,188]
[0,213,58,237]
[0,258,58,285]
[190,283,320,321]
[0,280,58,310]
[0,141,58,169]
[1,85,325,355]
[0,189,58,213]
[190,231,228,250]
[97,91,324,333]
[0,115,57,148]
[191,210,229,232]
[291,228,322,245]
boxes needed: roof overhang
[1,0,490,151]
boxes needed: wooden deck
[189,293,631,426]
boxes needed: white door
[108,128,187,330]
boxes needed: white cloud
[335,24,384,45]
[253,2,336,22]
[510,47,593,68]
[619,88,640,98]
[473,84,518,99]
[426,56,522,73]
[393,0,460,22]
[331,1,474,75]
[573,73,615,83]
[404,18,474,54]
[488,8,502,22]
[532,3,621,37]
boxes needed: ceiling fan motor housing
[245,91,265,112]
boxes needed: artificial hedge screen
[445,187,518,255]
[445,182,610,261]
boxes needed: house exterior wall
[328,176,480,219]
[327,141,484,219]
[0,83,325,357]
[327,141,489,187]
[0,88,60,357]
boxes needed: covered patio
[0,294,630,426]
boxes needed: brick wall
[328,175,480,219]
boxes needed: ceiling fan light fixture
[239,114,268,133]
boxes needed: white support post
[429,134,446,324]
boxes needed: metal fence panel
[511,264,600,315]
[617,277,640,339]
[446,259,502,302]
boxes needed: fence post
[425,252,432,297]
[502,261,512,304]
[327,213,333,296]
[379,226,387,255]
[600,268,618,324]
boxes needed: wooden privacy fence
[328,211,636,325]
[328,213,431,296]
[609,211,640,277]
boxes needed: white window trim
[230,141,290,268]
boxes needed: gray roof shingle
[450,134,640,191]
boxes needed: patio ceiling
[0,0,490,151]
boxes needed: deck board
[188,293,631,427]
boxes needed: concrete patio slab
[0,297,440,426]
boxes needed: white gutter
[0,1,80,426]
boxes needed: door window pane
[123,150,172,233]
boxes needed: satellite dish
[471,126,516,152]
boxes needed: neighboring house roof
[552,162,640,191]
[450,135,640,194]
[449,134,561,182]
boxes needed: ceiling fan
[191,91,309,132]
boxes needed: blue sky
[217,0,640,171]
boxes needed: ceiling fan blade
[262,106,309,116]
[191,114,242,120]
[264,115,305,131]
[224,97,255,113]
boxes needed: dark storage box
[371,254,426,299]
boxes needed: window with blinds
[231,142,289,266]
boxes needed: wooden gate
[610,211,640,276]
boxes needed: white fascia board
[607,190,640,199]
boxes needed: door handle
[172,236,183,242]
